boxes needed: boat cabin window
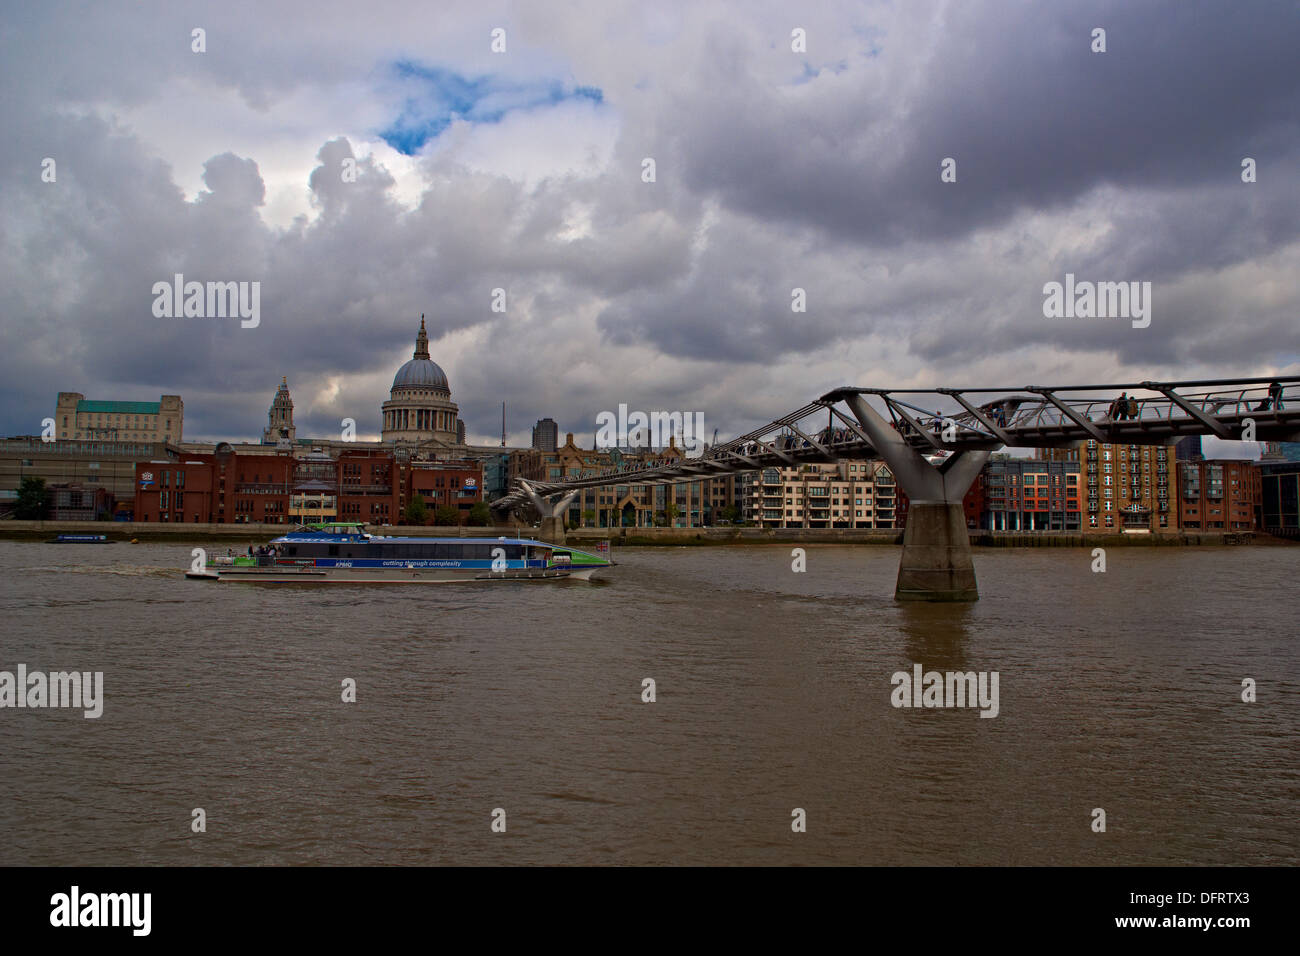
[278,541,527,560]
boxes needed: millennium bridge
[492,377,1300,601]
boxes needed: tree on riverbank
[404,494,427,525]
[14,477,50,519]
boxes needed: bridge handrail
[928,383,1291,434]
[494,378,1296,506]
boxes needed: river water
[1,539,1296,866]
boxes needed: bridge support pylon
[517,480,578,545]
[843,394,989,602]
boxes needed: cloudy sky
[3,0,1297,452]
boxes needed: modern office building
[1258,458,1300,537]
[531,417,559,452]
[1174,435,1203,461]
[977,457,1082,531]
[480,453,511,502]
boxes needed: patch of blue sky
[790,59,851,86]
[380,60,605,155]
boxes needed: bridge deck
[495,377,1300,505]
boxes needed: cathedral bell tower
[263,376,296,445]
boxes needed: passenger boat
[185,523,614,583]
[47,534,113,544]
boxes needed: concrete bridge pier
[517,480,577,545]
[843,394,989,602]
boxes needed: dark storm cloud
[673,0,1300,250]
[1,0,1297,446]
[590,0,1300,376]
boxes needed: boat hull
[186,564,601,583]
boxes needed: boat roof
[269,532,576,548]
[271,523,598,551]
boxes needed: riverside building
[54,392,183,443]
[748,461,897,529]
[0,437,176,519]
[510,433,737,528]
[977,457,1081,531]
[134,445,482,525]
[1258,455,1300,538]
[1177,459,1258,531]
[1039,441,1175,531]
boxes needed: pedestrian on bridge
[1264,381,1285,411]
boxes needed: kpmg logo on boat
[151,273,261,328]
[594,405,707,454]
[890,664,999,718]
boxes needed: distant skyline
[3,1,1298,456]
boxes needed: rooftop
[76,400,161,415]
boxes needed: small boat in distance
[47,534,113,544]
[186,522,614,584]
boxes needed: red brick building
[338,448,398,525]
[232,452,294,524]
[1177,459,1258,531]
[134,446,481,525]
[134,458,219,524]
[408,459,483,517]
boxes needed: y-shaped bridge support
[843,394,990,601]
[517,480,578,544]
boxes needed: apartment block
[748,460,896,529]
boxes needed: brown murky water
[1,539,1296,865]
